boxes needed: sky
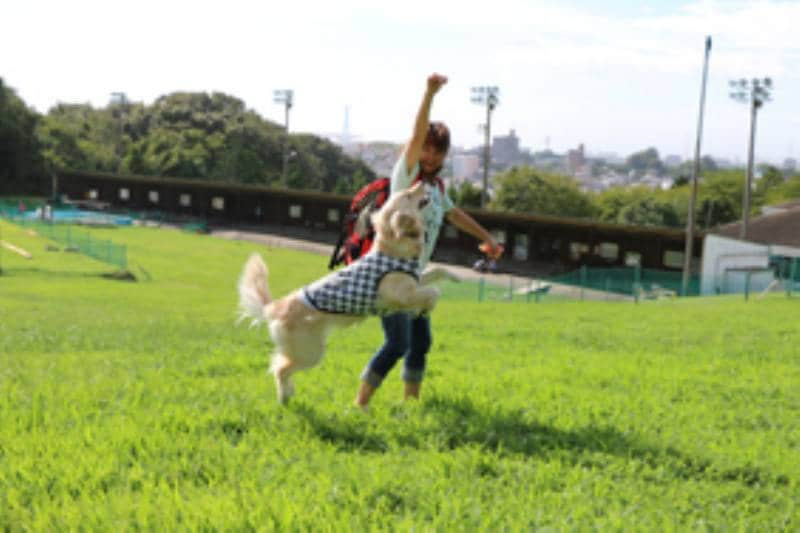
[3,0,799,164]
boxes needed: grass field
[1,219,798,530]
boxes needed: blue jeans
[360,312,431,387]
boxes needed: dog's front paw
[421,267,462,285]
[422,287,440,312]
[442,270,462,283]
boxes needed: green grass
[1,219,798,530]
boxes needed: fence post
[508,276,513,301]
[744,271,751,301]
[580,265,587,301]
[604,276,610,300]
[789,259,797,298]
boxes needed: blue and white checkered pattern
[303,252,420,315]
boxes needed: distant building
[530,150,565,173]
[452,153,481,183]
[784,158,797,174]
[566,143,586,176]
[491,129,521,168]
[343,142,401,177]
[594,151,624,165]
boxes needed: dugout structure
[54,170,704,277]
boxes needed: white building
[701,205,800,295]
[452,153,481,184]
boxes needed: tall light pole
[471,86,499,208]
[729,77,772,240]
[681,36,712,297]
[273,89,293,187]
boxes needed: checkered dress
[302,252,420,315]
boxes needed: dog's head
[371,183,428,259]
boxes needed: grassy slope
[1,220,798,530]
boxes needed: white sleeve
[390,150,419,195]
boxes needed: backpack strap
[328,177,391,270]
[328,227,349,270]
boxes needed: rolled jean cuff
[402,368,424,384]
[360,369,385,388]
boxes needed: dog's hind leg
[270,353,297,404]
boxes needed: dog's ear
[371,209,394,240]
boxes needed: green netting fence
[7,219,127,271]
[0,198,46,218]
[770,255,800,297]
[549,265,700,298]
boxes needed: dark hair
[424,121,450,154]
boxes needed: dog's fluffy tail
[238,253,272,326]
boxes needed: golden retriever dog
[238,183,458,403]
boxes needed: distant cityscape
[328,129,798,193]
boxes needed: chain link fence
[0,213,127,271]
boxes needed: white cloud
[2,0,797,161]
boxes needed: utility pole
[682,36,712,297]
[273,89,294,187]
[470,86,499,208]
[729,77,773,240]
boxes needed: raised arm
[404,73,448,175]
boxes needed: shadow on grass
[292,395,789,488]
[290,401,388,453]
[0,267,135,281]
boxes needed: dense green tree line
[0,79,375,195]
[468,165,800,229]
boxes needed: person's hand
[427,73,448,95]
[479,241,504,260]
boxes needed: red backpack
[328,174,445,270]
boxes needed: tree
[754,164,784,200]
[670,155,718,181]
[0,78,44,193]
[34,90,375,192]
[697,170,744,228]
[625,147,664,177]
[450,180,483,209]
[490,167,595,218]
[760,173,800,207]
[617,197,680,227]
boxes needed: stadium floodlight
[729,77,773,239]
[470,85,500,208]
[273,90,294,187]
